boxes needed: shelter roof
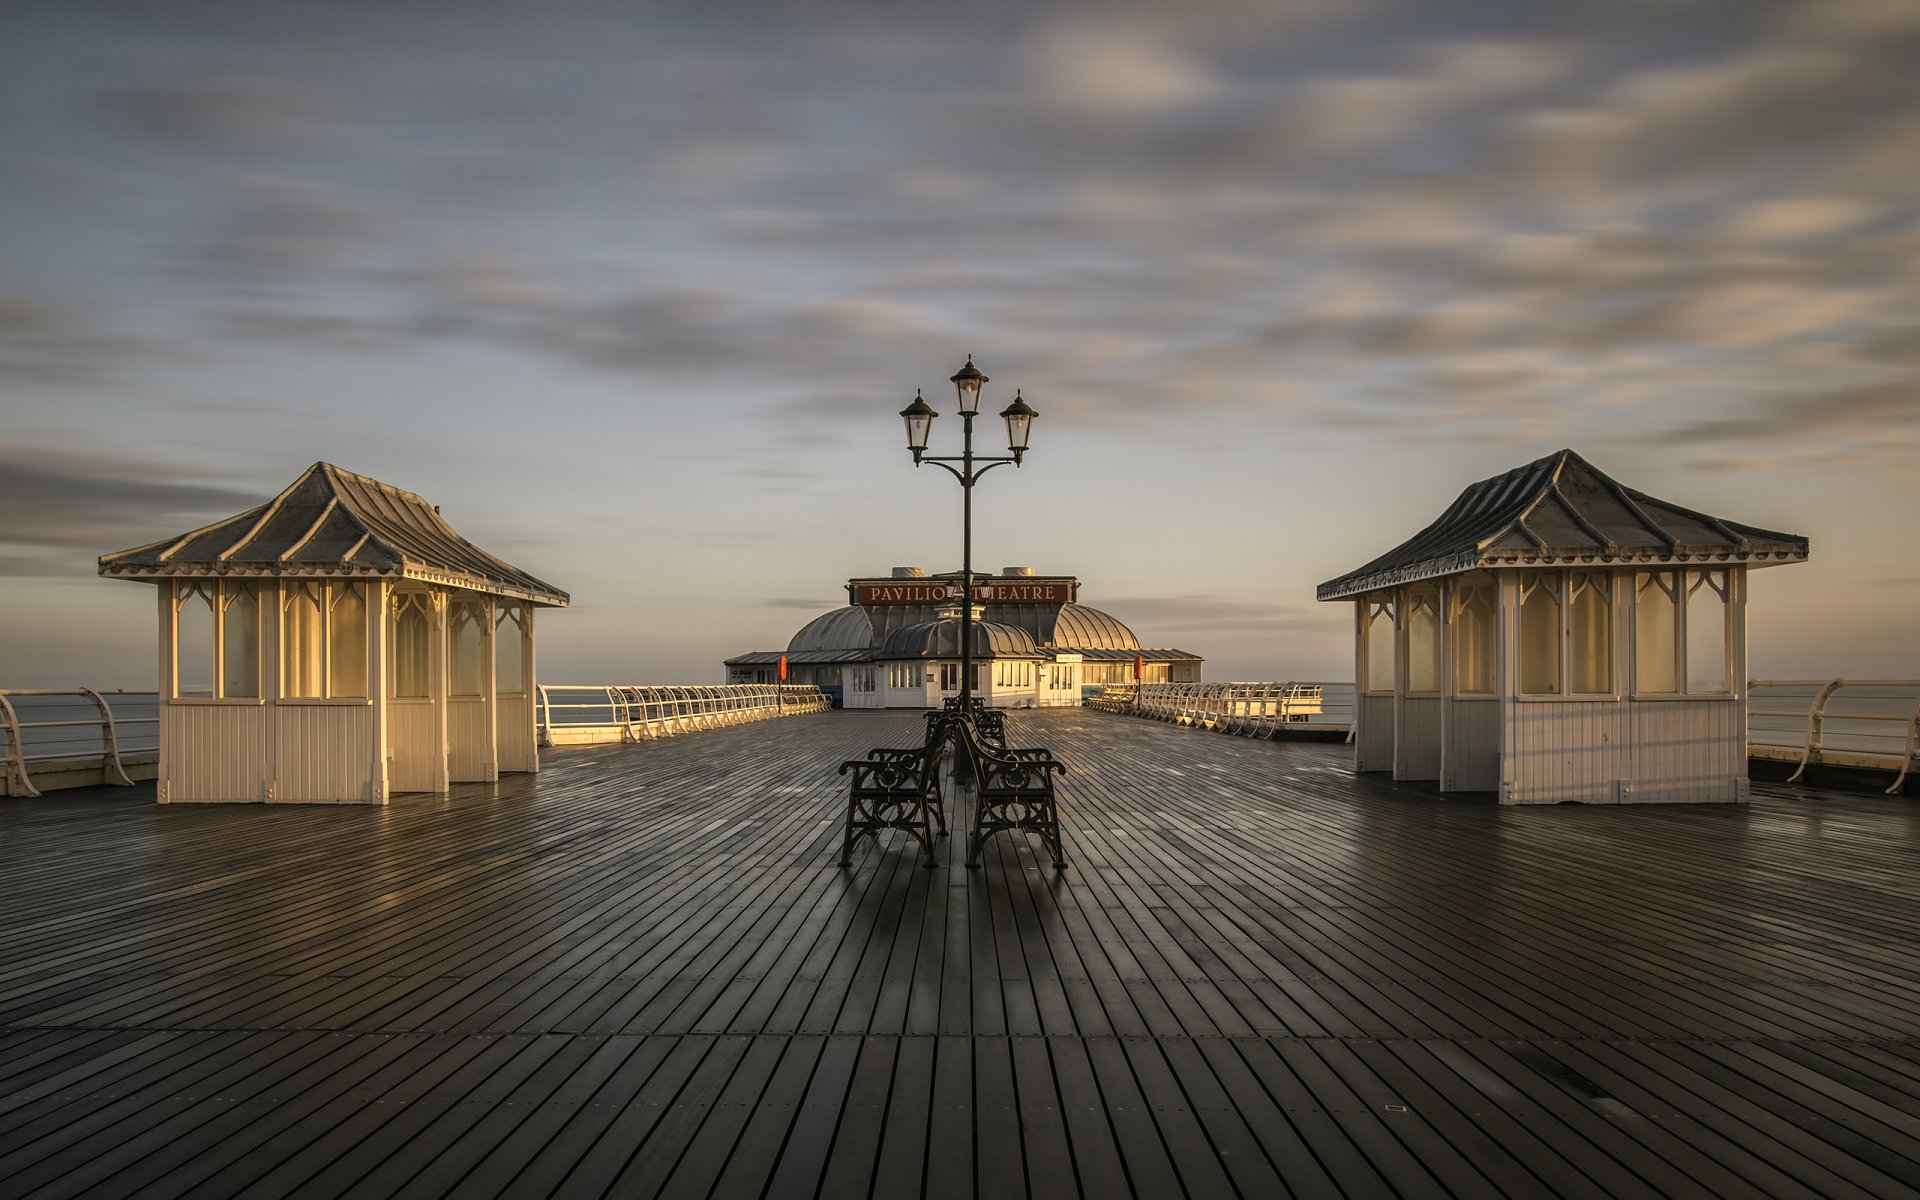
[724,649,873,667]
[879,619,1041,660]
[98,462,569,606]
[1317,449,1809,601]
[1065,647,1202,662]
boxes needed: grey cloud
[103,75,333,150]
[0,295,166,383]
[1656,381,1918,447]
[1099,595,1341,634]
[0,447,262,552]
[201,175,380,275]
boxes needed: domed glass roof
[1043,604,1140,650]
[879,619,1040,659]
[787,607,876,654]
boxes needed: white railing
[1,689,159,797]
[537,683,830,746]
[1092,682,1352,736]
[1749,679,1920,794]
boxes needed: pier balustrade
[1090,681,1351,736]
[1748,678,1920,793]
[536,683,829,746]
[0,689,157,797]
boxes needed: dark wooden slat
[1,709,1917,1198]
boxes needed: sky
[3,0,1917,689]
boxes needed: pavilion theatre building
[725,567,1202,708]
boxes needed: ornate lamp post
[900,357,1037,713]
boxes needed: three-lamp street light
[899,357,1037,711]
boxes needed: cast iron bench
[963,737,1068,870]
[838,735,948,868]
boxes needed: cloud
[0,294,164,383]
[202,175,379,275]
[102,75,334,150]
[1022,21,1224,116]
[0,447,263,553]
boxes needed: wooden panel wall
[1395,696,1442,780]
[272,705,376,803]
[449,697,495,782]
[388,700,443,793]
[1628,699,1746,802]
[1443,699,1501,792]
[495,694,537,774]
[161,704,271,803]
[1355,694,1394,772]
[1502,699,1631,803]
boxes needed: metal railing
[1090,682,1352,736]
[1,689,159,797]
[537,683,830,745]
[1749,679,1920,794]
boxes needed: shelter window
[1449,576,1496,695]
[389,593,433,700]
[1567,572,1612,694]
[1405,589,1441,696]
[1634,569,1732,694]
[282,581,366,700]
[1634,572,1679,693]
[449,601,489,698]
[495,604,527,696]
[1519,571,1616,697]
[1362,595,1396,695]
[1686,570,1730,692]
[1518,573,1561,695]
[939,663,959,692]
[172,580,259,699]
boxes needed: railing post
[1788,678,1843,783]
[77,688,134,787]
[537,685,554,747]
[0,694,41,798]
[1889,697,1920,795]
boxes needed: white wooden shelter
[100,463,569,804]
[1317,450,1807,804]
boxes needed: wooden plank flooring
[3,708,1919,1198]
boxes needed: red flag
[1134,654,1144,681]
[778,655,788,681]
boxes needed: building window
[1686,570,1730,692]
[1567,572,1612,694]
[389,593,433,700]
[282,581,367,699]
[449,600,488,698]
[495,603,527,695]
[1405,589,1441,695]
[1518,573,1561,695]
[939,663,959,692]
[1634,572,1679,694]
[1635,569,1732,695]
[1362,595,1396,694]
[1519,571,1616,697]
[1449,576,1496,695]
[852,666,876,692]
[172,580,260,699]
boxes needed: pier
[4,708,1919,1197]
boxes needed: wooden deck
[3,709,1919,1199]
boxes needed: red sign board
[855,582,1072,606]
[778,655,787,681]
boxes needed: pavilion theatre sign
[856,582,1073,605]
